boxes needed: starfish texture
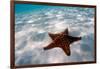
[43,28,81,56]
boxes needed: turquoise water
[15,4,94,14]
[15,4,66,13]
[15,3,95,65]
[15,4,50,13]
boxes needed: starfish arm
[43,42,56,50]
[68,35,81,43]
[48,33,59,40]
[61,45,71,56]
[48,28,69,40]
[62,28,68,35]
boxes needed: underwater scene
[15,4,95,65]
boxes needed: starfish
[43,28,81,56]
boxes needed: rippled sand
[15,4,95,65]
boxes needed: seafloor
[15,4,95,65]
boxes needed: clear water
[15,4,95,65]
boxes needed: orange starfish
[43,28,81,56]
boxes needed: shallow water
[15,4,95,65]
